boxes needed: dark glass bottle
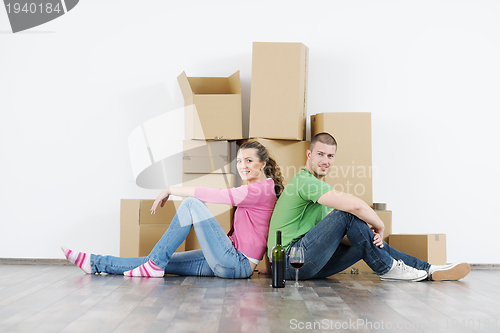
[272,230,286,288]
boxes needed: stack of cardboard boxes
[120,41,447,270]
[178,71,243,251]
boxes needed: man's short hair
[309,132,337,151]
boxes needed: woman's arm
[195,184,252,207]
[151,183,252,214]
[169,186,196,198]
[150,186,196,214]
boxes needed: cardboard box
[182,173,236,251]
[311,112,373,206]
[178,71,242,140]
[389,234,447,265]
[239,139,309,186]
[120,199,186,257]
[249,42,308,140]
[341,210,393,274]
[183,140,231,174]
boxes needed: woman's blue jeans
[90,197,253,279]
[286,209,431,280]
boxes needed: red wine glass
[289,245,304,287]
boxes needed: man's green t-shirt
[268,168,333,257]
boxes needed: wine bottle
[272,230,286,288]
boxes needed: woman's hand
[258,268,271,275]
[257,252,272,275]
[150,188,171,214]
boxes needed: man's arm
[317,190,385,247]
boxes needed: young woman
[62,141,283,278]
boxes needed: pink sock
[123,260,164,278]
[61,246,92,274]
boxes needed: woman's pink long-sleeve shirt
[194,178,276,260]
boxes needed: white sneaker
[379,260,428,282]
[428,263,470,281]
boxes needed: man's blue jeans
[285,209,431,280]
[90,197,253,279]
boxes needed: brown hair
[239,141,284,197]
[309,132,337,151]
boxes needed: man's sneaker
[429,263,470,281]
[379,260,428,282]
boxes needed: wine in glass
[289,244,304,287]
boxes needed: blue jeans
[90,197,253,279]
[285,210,431,280]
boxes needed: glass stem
[295,269,299,285]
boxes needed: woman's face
[236,148,266,184]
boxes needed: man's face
[307,142,337,179]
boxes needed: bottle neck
[276,231,282,246]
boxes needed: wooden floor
[1,265,499,333]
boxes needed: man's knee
[328,209,353,219]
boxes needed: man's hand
[371,228,384,248]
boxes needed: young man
[267,132,470,281]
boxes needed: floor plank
[1,265,499,333]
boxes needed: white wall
[1,0,499,263]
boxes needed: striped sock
[123,260,164,278]
[61,246,92,274]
